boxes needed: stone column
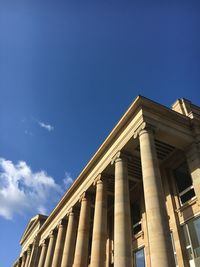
[21,253,27,267]
[24,246,31,267]
[90,174,107,267]
[186,142,200,203]
[28,237,40,267]
[72,192,91,267]
[51,220,67,267]
[38,241,47,267]
[43,231,55,267]
[137,122,175,267]
[61,209,78,267]
[112,151,133,267]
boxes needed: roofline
[20,214,48,244]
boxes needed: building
[13,96,200,267]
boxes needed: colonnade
[16,125,176,267]
[16,245,32,267]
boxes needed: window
[183,217,200,267]
[132,202,142,235]
[174,162,195,205]
[133,248,146,267]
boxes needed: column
[44,231,56,267]
[61,209,78,267]
[137,122,175,267]
[51,220,67,267]
[90,174,107,267]
[186,142,200,203]
[21,253,27,267]
[24,246,31,267]
[72,192,91,267]
[38,241,47,267]
[28,237,40,267]
[112,151,133,267]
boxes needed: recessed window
[132,202,142,235]
[133,248,146,267]
[174,162,195,205]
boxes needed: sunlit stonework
[13,96,200,267]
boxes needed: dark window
[132,202,142,235]
[180,189,195,204]
[174,162,195,205]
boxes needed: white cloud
[38,121,54,132]
[0,158,62,220]
[37,206,47,215]
[63,172,73,189]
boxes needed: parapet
[172,98,200,120]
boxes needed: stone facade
[13,96,200,267]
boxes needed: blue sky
[0,0,200,266]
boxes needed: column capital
[79,191,91,202]
[111,151,131,165]
[57,219,67,229]
[93,173,103,185]
[41,239,47,247]
[67,206,79,217]
[67,207,73,214]
[49,230,54,239]
[134,122,156,139]
[33,235,40,246]
[93,173,108,186]
[27,245,32,254]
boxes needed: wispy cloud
[24,130,33,136]
[63,172,73,189]
[38,121,54,132]
[0,158,62,220]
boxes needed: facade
[13,96,200,267]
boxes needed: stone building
[13,96,200,267]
